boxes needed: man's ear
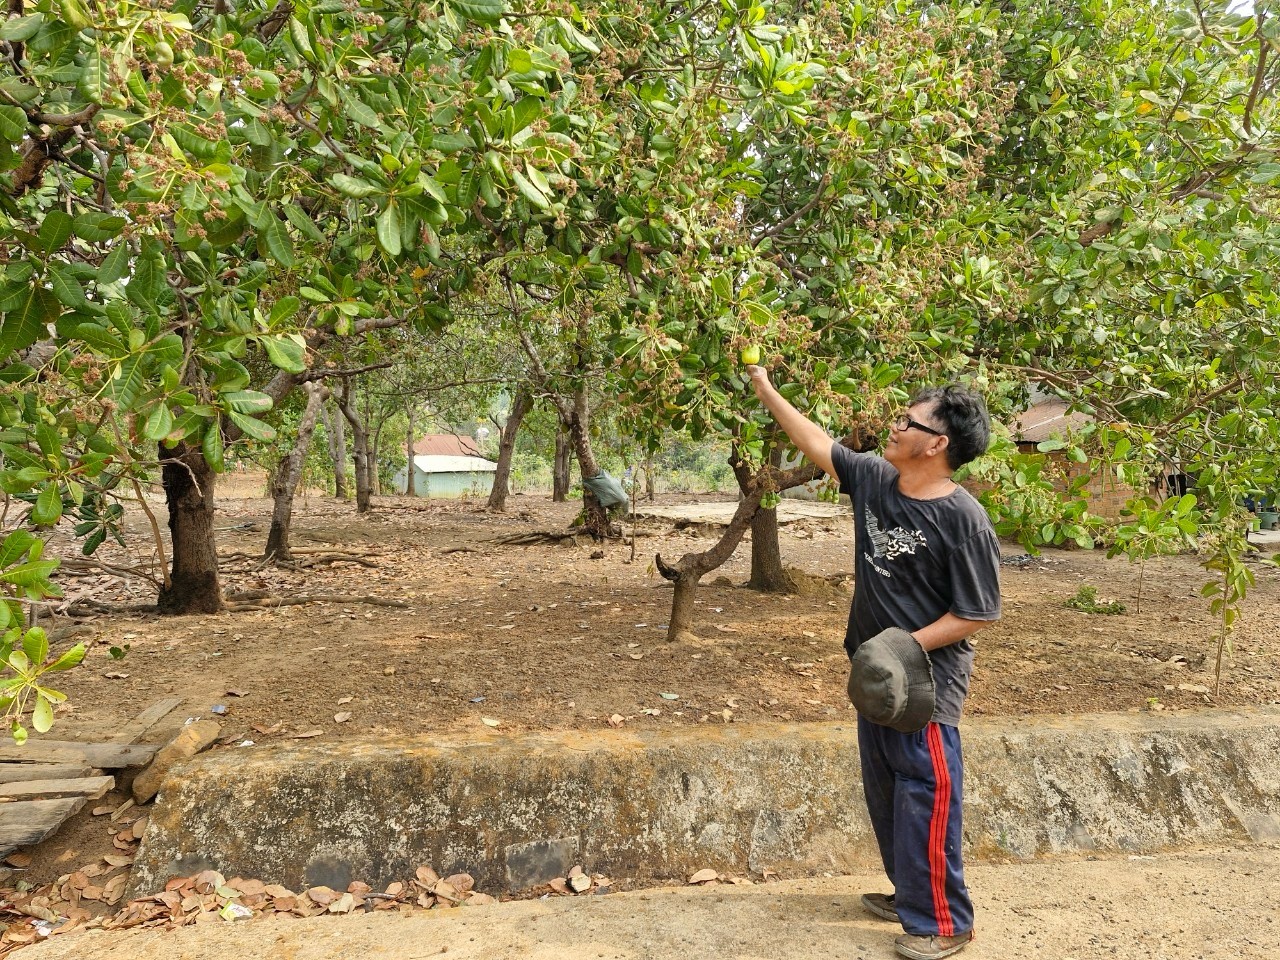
[929,435,950,458]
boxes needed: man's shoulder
[833,444,894,479]
[944,487,998,537]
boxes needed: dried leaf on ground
[305,886,339,907]
[327,893,357,914]
[688,869,719,884]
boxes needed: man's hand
[745,363,773,401]
[743,364,835,477]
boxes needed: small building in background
[1009,400,1149,518]
[394,434,497,498]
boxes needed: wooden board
[0,798,87,854]
[0,763,95,784]
[111,697,184,745]
[0,740,156,769]
[0,775,114,802]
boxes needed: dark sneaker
[860,892,899,922]
[894,930,975,960]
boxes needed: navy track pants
[857,715,974,937]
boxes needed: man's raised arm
[746,364,836,477]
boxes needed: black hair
[909,385,991,471]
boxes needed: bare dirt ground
[22,845,1280,960]
[11,489,1280,895]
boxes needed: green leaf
[0,13,44,41]
[289,17,315,59]
[376,203,401,255]
[0,530,37,568]
[47,264,88,309]
[97,244,129,285]
[109,355,145,408]
[32,695,53,734]
[227,410,277,442]
[80,44,109,103]
[331,173,381,199]
[0,106,27,143]
[258,217,295,267]
[222,389,273,414]
[261,335,306,373]
[47,642,85,672]
[448,0,504,24]
[73,213,127,242]
[37,211,75,254]
[143,403,174,441]
[344,96,381,130]
[1,286,59,357]
[21,627,47,666]
[511,168,549,209]
[202,424,224,471]
[31,484,62,526]
[268,297,300,327]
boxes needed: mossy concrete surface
[129,708,1280,897]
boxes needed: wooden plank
[0,775,114,802]
[0,763,95,784]
[111,697,184,745]
[0,741,156,769]
[0,797,87,855]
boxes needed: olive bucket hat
[847,627,936,733]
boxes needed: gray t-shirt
[831,443,1002,726]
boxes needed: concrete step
[127,708,1280,898]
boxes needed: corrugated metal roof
[412,434,480,457]
[412,455,497,473]
[1012,400,1093,443]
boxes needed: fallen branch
[496,531,582,547]
[64,600,158,615]
[224,594,409,612]
[58,557,163,588]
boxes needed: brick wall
[961,450,1152,521]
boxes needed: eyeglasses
[893,413,946,437]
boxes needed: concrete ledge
[129,708,1280,897]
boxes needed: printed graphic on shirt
[863,504,927,577]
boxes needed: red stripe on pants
[926,723,955,937]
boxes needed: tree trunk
[553,426,571,502]
[488,384,533,512]
[656,457,822,641]
[157,440,224,614]
[745,445,796,592]
[645,455,656,501]
[656,491,761,643]
[747,506,795,592]
[565,386,613,540]
[405,408,416,497]
[320,400,348,499]
[338,380,372,513]
[264,383,325,563]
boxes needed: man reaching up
[747,365,1002,960]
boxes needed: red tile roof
[412,434,481,457]
[1011,400,1093,443]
